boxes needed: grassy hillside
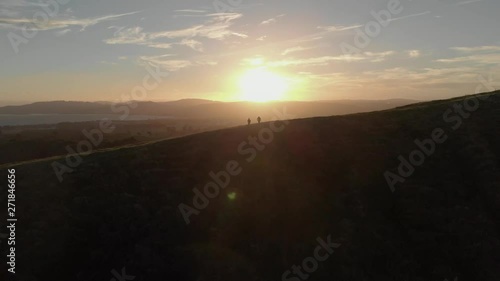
[2,91,500,281]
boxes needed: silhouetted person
[257,116,262,124]
[247,118,251,125]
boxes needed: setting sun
[239,68,289,102]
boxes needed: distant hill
[5,91,500,281]
[0,99,418,120]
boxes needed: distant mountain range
[0,99,419,120]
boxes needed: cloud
[173,10,212,19]
[407,50,421,58]
[317,11,429,34]
[303,65,492,95]
[317,11,430,34]
[179,39,204,52]
[436,53,500,64]
[150,60,192,72]
[261,14,285,25]
[317,24,363,32]
[140,55,191,72]
[451,46,500,52]
[0,11,139,31]
[361,66,482,84]
[435,45,500,64]
[104,26,173,49]
[282,46,314,56]
[55,28,71,36]
[140,55,217,72]
[105,26,148,44]
[104,14,245,50]
[267,56,350,67]
[299,67,481,96]
[0,8,19,17]
[456,0,482,5]
[147,43,173,49]
[267,51,396,67]
[0,0,47,8]
[391,11,432,22]
[150,13,247,40]
[364,51,395,62]
[174,9,207,13]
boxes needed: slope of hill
[2,91,500,281]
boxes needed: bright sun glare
[239,68,289,102]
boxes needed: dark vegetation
[1,91,499,281]
[0,119,237,165]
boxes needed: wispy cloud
[147,43,173,49]
[150,13,247,40]
[261,14,285,25]
[106,26,147,44]
[436,45,500,64]
[304,65,486,94]
[0,0,48,8]
[456,0,483,6]
[105,14,243,50]
[173,9,211,18]
[267,51,395,67]
[388,11,431,22]
[179,39,204,52]
[0,11,139,31]
[104,26,172,49]
[407,50,421,58]
[436,53,500,64]
[317,24,363,32]
[361,66,481,84]
[55,28,71,36]
[364,51,395,62]
[281,46,315,56]
[316,11,430,34]
[0,8,20,17]
[174,9,207,13]
[100,60,117,65]
[268,56,354,67]
[451,46,500,52]
[139,54,190,72]
[140,54,216,72]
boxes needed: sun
[239,68,289,102]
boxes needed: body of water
[0,114,172,126]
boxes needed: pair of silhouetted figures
[247,116,261,125]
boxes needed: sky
[0,0,499,105]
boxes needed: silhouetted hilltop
[0,101,109,114]
[4,91,500,281]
